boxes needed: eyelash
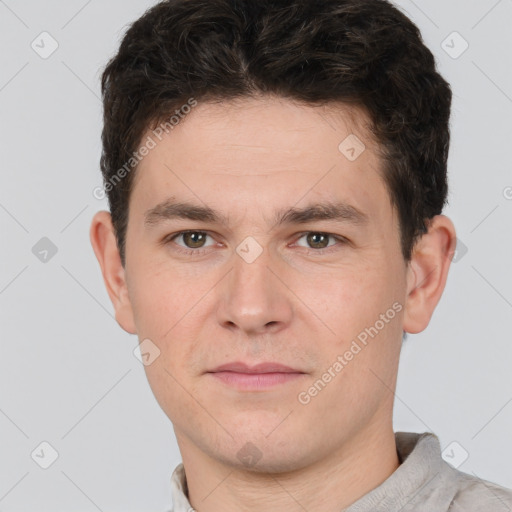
[163,230,348,257]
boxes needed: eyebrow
[144,197,369,229]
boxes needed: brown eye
[305,232,330,249]
[294,232,347,254]
[181,231,208,248]
[167,231,215,252]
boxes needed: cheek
[128,264,190,336]
[301,260,403,371]
[131,283,169,336]
[129,268,207,372]
[297,262,384,329]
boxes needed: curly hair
[99,0,452,266]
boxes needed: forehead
[130,96,394,230]
[134,95,380,176]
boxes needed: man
[89,0,512,510]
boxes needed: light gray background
[1,0,511,510]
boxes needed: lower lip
[209,371,304,390]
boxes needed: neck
[176,420,399,512]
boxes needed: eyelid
[165,230,218,248]
[292,231,349,252]
[164,229,349,255]
[294,231,348,244]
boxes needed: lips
[208,361,304,374]
[207,361,305,390]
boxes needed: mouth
[207,361,306,390]
[209,361,305,373]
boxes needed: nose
[216,242,294,336]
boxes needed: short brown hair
[100,0,452,265]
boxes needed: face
[91,95,455,473]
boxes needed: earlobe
[89,211,137,334]
[402,215,457,334]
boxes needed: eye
[294,232,347,254]
[163,230,348,257]
[165,230,216,255]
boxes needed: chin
[208,430,316,475]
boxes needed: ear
[89,211,137,334]
[403,214,457,334]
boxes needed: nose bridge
[233,239,271,293]
[217,238,292,333]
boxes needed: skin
[90,95,456,512]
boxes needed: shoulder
[448,469,512,511]
[395,431,512,511]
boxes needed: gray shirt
[169,432,512,511]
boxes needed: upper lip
[209,362,304,374]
